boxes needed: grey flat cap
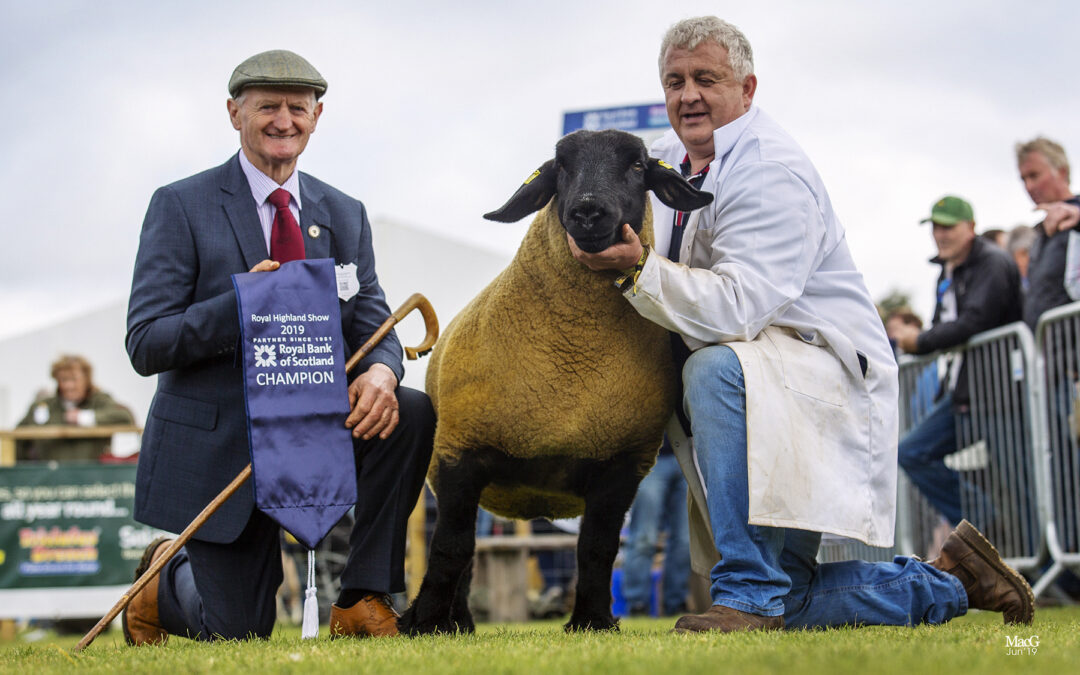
[228,49,327,99]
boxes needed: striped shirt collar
[237,149,303,211]
[679,154,710,183]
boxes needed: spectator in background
[16,354,135,461]
[1007,224,1037,293]
[981,228,1007,248]
[884,308,923,358]
[1015,138,1080,598]
[1016,137,1080,329]
[621,435,690,617]
[885,308,939,421]
[892,195,1022,527]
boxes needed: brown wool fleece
[425,199,678,520]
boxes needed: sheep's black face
[553,130,650,254]
[484,129,711,232]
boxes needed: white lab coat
[626,107,899,563]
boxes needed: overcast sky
[2,0,1076,339]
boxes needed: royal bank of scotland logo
[254,344,277,367]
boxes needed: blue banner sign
[233,259,357,550]
[562,103,670,136]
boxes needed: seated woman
[16,354,134,461]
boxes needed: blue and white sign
[562,103,670,145]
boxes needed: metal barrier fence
[947,322,1042,571]
[1033,302,1080,596]
[819,320,1055,586]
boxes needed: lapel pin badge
[308,225,321,238]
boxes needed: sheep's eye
[631,161,646,172]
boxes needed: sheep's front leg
[399,456,486,636]
[565,455,646,632]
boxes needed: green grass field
[1,608,1076,674]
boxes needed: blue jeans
[897,394,965,526]
[621,453,691,614]
[683,345,967,626]
[897,393,1003,532]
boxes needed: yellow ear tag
[523,169,541,185]
[657,160,675,170]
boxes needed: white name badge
[336,263,359,301]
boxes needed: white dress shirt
[237,149,303,253]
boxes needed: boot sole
[122,536,172,646]
[956,520,1035,624]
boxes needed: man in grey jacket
[1017,137,1080,329]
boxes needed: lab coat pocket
[765,329,848,407]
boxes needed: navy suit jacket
[126,154,404,543]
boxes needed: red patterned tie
[268,188,305,263]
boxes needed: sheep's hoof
[450,610,475,634]
[398,607,460,637]
[564,614,620,632]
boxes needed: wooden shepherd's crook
[73,293,439,653]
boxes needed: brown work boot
[122,536,172,646]
[329,593,400,637]
[672,605,784,633]
[930,519,1035,625]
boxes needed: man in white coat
[570,16,1033,631]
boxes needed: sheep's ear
[646,158,714,212]
[484,160,557,222]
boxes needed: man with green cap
[890,195,1021,528]
[122,49,435,644]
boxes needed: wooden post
[0,435,13,467]
[405,491,427,601]
[473,534,577,623]
[486,546,529,622]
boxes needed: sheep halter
[615,246,650,295]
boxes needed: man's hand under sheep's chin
[568,223,643,272]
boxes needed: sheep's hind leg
[399,457,486,636]
[565,455,644,632]
[449,558,475,633]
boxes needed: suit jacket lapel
[299,174,332,260]
[221,155,270,270]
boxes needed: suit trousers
[156,386,435,640]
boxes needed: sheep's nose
[569,200,607,230]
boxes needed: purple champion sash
[232,259,356,549]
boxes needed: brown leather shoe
[122,536,172,646]
[930,519,1035,625]
[329,593,400,637]
[672,605,784,633]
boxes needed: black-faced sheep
[399,129,713,634]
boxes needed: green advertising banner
[0,463,167,589]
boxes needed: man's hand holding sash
[233,259,357,549]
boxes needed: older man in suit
[122,50,434,644]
